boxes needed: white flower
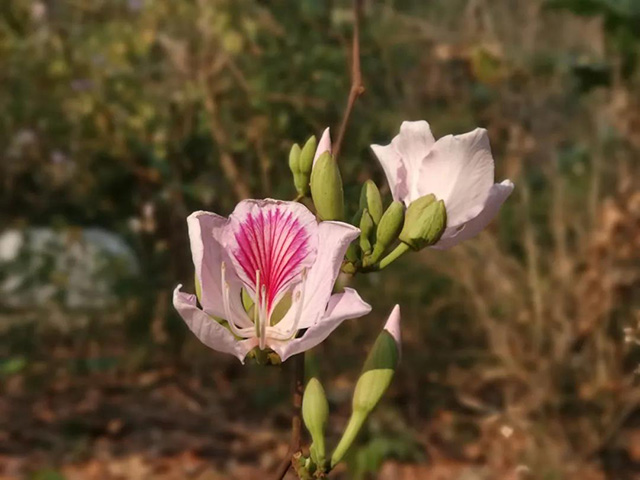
[173,199,371,363]
[371,121,514,249]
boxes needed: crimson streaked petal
[225,199,318,311]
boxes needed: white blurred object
[0,227,140,309]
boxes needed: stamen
[259,284,268,350]
[221,262,253,338]
[254,269,261,338]
[268,268,308,341]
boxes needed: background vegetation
[1,0,640,479]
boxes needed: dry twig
[333,0,365,162]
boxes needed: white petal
[187,210,251,328]
[371,121,435,205]
[392,121,436,200]
[269,288,371,361]
[173,285,257,363]
[433,180,514,250]
[370,143,406,203]
[417,128,495,227]
[275,221,359,332]
[187,211,228,318]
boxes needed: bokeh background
[2,0,640,479]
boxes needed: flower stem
[272,353,305,480]
[376,242,410,270]
[330,410,367,468]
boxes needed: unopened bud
[299,135,317,176]
[310,152,344,221]
[352,305,401,412]
[366,201,404,265]
[289,143,308,196]
[289,143,301,174]
[359,209,374,255]
[359,180,383,225]
[399,194,446,250]
[330,306,401,467]
[303,377,329,466]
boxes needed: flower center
[220,261,308,348]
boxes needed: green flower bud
[299,135,317,176]
[365,201,405,266]
[289,143,301,174]
[289,143,308,196]
[359,180,383,225]
[331,306,401,467]
[310,152,344,221]
[398,194,446,250]
[359,209,374,255]
[302,377,329,466]
[352,331,399,413]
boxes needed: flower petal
[433,179,514,250]
[370,143,405,203]
[187,211,227,318]
[313,127,332,166]
[372,121,435,204]
[417,128,495,228]
[173,285,257,362]
[269,288,371,361]
[275,220,360,332]
[225,199,318,311]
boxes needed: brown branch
[333,0,365,162]
[272,353,305,480]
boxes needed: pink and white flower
[371,121,514,249]
[173,199,371,363]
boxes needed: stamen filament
[259,284,268,350]
[269,268,308,341]
[221,262,253,339]
[254,269,261,339]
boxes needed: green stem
[330,410,367,468]
[376,242,410,270]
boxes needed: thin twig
[272,353,305,480]
[333,0,364,162]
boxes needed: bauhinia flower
[173,199,371,363]
[371,121,514,249]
